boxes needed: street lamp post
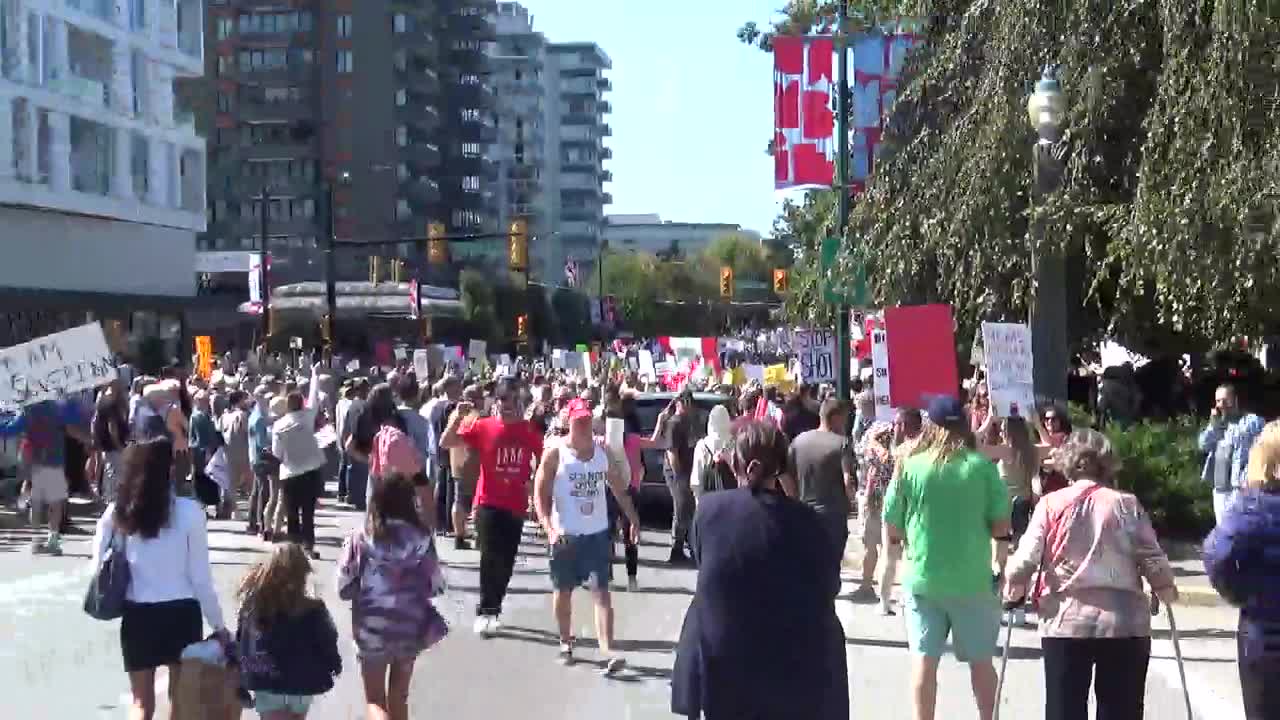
[323,171,352,352]
[257,187,272,343]
[1027,65,1069,404]
[834,0,852,402]
[598,238,608,334]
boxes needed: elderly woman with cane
[1003,429,1178,720]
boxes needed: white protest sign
[467,339,487,360]
[793,329,836,384]
[346,358,360,373]
[412,349,430,380]
[0,323,118,408]
[638,349,656,379]
[393,346,407,362]
[869,315,896,422]
[551,349,565,370]
[981,322,1036,418]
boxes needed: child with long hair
[337,474,448,720]
[236,543,342,719]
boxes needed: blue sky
[523,0,797,238]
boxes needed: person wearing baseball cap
[882,395,1011,720]
[533,397,640,672]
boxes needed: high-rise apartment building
[489,3,611,284]
[195,0,498,286]
[0,0,206,352]
[542,41,610,282]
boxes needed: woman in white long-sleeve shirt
[92,437,226,720]
[272,363,326,559]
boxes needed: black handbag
[84,532,130,621]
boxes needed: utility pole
[598,239,608,335]
[834,0,852,402]
[258,187,271,342]
[323,173,350,353]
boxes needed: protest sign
[981,322,1035,418]
[468,339,487,360]
[869,315,896,422]
[884,304,959,409]
[638,350,656,379]
[195,336,213,380]
[0,323,118,408]
[413,349,430,380]
[793,329,836,384]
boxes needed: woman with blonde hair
[1004,428,1178,720]
[236,543,342,719]
[1204,420,1280,719]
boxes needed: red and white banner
[773,36,835,189]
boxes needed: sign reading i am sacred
[794,328,836,384]
[0,323,118,408]
[981,322,1036,419]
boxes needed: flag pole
[834,0,852,402]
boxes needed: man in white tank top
[534,398,640,674]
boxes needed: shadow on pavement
[1150,626,1237,641]
[446,583,550,597]
[500,625,678,656]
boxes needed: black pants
[608,487,639,579]
[284,470,320,550]
[1042,636,1150,720]
[1240,627,1280,719]
[434,463,454,532]
[475,505,523,616]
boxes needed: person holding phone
[654,391,696,566]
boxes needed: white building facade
[603,214,762,259]
[0,0,205,303]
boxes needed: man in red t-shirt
[441,377,543,637]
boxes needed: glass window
[337,14,351,38]
[337,51,353,73]
[396,126,408,146]
[216,17,233,39]
[395,89,406,106]
[216,92,231,113]
[462,176,480,191]
[393,13,407,33]
[462,142,481,158]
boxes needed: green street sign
[820,236,868,306]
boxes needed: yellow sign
[195,336,214,380]
[763,363,794,392]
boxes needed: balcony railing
[66,0,113,22]
[52,73,108,108]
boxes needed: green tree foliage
[701,233,771,280]
[745,0,1280,354]
[459,269,500,343]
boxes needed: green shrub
[1107,419,1214,540]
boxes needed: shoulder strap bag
[84,532,131,621]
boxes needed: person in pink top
[1003,429,1178,720]
[355,383,434,530]
[606,393,656,591]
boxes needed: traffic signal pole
[834,0,852,402]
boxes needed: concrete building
[543,41,611,278]
[0,0,206,354]
[603,213,762,259]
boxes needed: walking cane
[1165,604,1195,720]
[994,605,1016,720]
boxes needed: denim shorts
[904,592,1000,662]
[548,530,612,591]
[255,691,316,715]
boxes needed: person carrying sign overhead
[1,399,92,555]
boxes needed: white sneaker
[626,577,639,593]
[488,616,504,634]
[473,616,492,637]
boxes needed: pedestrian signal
[773,268,788,294]
[516,314,529,341]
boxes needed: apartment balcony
[561,158,597,173]
[401,105,440,132]
[65,0,113,23]
[602,192,613,205]
[560,173,601,193]
[458,121,497,144]
[49,73,109,110]
[508,164,539,180]
[560,111,597,126]
[601,124,612,137]
[598,100,612,114]
[401,66,441,95]
[598,77,612,92]
[560,206,600,222]
[600,170,612,183]
[402,176,441,206]
[600,147,612,159]
[511,203,540,219]
[405,142,442,173]
[560,77,598,96]
[238,101,313,123]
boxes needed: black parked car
[629,392,732,506]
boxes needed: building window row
[337,14,353,38]
[337,51,353,74]
[239,48,313,72]
[240,158,317,183]
[452,209,484,228]
[238,11,314,36]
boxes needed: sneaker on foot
[45,536,62,556]
[850,585,879,602]
[473,616,492,637]
[626,576,639,593]
[878,605,897,617]
[30,539,49,555]
[602,656,626,676]
[558,642,574,666]
[454,537,472,551]
[488,616,504,634]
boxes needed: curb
[1176,585,1226,608]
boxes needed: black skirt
[121,599,203,672]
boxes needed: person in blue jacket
[1204,420,1280,720]
[1,398,91,555]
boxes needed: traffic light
[319,313,333,347]
[390,258,404,283]
[720,266,734,299]
[508,218,529,272]
[368,256,381,284]
[516,314,528,341]
[427,222,448,265]
[773,268,789,294]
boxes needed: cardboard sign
[468,339,487,360]
[794,329,836,384]
[869,314,896,422]
[638,350,656,379]
[195,336,213,380]
[413,349,430,380]
[0,323,118,408]
[981,322,1035,418]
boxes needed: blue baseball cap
[925,396,966,425]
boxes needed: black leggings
[284,470,320,550]
[1042,636,1150,720]
[608,487,639,579]
[475,505,524,616]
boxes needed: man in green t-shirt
[883,396,1011,720]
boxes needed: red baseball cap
[565,397,593,420]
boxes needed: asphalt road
[0,492,1226,719]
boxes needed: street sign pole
[834,0,852,402]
